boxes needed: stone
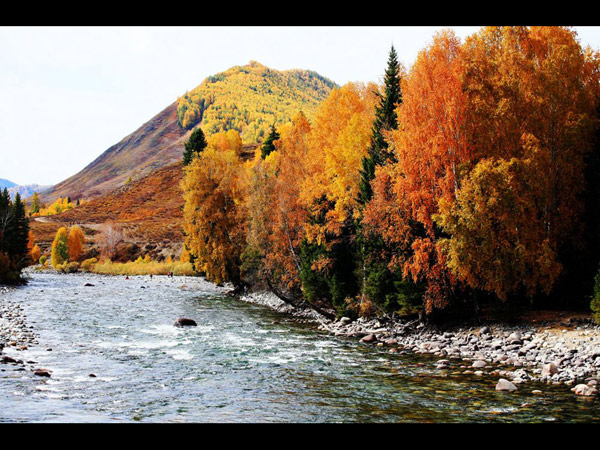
[360,334,376,343]
[174,318,197,327]
[33,369,51,377]
[496,378,518,392]
[542,362,559,376]
[571,384,598,397]
[472,360,487,369]
[532,390,543,395]
[339,317,352,326]
[479,326,491,335]
[507,331,522,344]
[84,283,95,287]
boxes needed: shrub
[80,258,98,272]
[56,261,79,273]
[39,255,47,265]
[591,266,600,324]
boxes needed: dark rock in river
[360,334,376,343]
[33,369,51,377]
[84,283,95,287]
[174,318,197,327]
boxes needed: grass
[85,259,196,276]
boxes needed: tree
[30,192,40,215]
[364,30,470,314]
[436,26,600,306]
[97,221,124,260]
[51,227,69,268]
[182,127,208,166]
[298,83,378,315]
[67,225,85,262]
[260,124,280,159]
[358,45,403,206]
[6,193,29,268]
[182,147,248,286]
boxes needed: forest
[181,26,600,323]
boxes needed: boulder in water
[174,318,197,327]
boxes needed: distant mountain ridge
[8,184,50,200]
[39,61,337,205]
[0,179,49,200]
[0,178,17,190]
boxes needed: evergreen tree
[358,45,402,206]
[354,45,422,314]
[183,127,208,167]
[7,193,30,268]
[260,124,280,159]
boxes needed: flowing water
[0,272,598,423]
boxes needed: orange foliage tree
[67,225,85,262]
[436,26,600,303]
[364,30,470,313]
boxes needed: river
[0,272,598,422]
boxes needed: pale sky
[1,26,600,186]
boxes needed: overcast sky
[2,26,600,186]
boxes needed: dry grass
[89,259,196,276]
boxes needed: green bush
[39,255,47,265]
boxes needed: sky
[1,26,600,187]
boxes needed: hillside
[177,61,337,142]
[40,61,336,205]
[30,144,258,261]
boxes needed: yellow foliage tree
[51,227,69,268]
[181,147,248,285]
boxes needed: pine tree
[354,45,421,314]
[260,124,280,159]
[183,127,208,166]
[358,45,402,206]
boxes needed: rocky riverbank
[0,285,41,373]
[241,290,600,397]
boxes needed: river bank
[240,290,600,397]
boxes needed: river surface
[0,272,598,423]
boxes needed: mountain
[39,61,337,205]
[8,184,50,201]
[0,178,17,190]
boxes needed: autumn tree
[435,26,600,306]
[30,192,40,215]
[51,227,69,268]
[298,83,378,314]
[182,147,248,286]
[97,221,124,261]
[364,30,471,314]
[243,112,311,294]
[182,127,208,167]
[67,225,85,262]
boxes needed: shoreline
[240,290,600,397]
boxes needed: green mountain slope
[177,61,337,143]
